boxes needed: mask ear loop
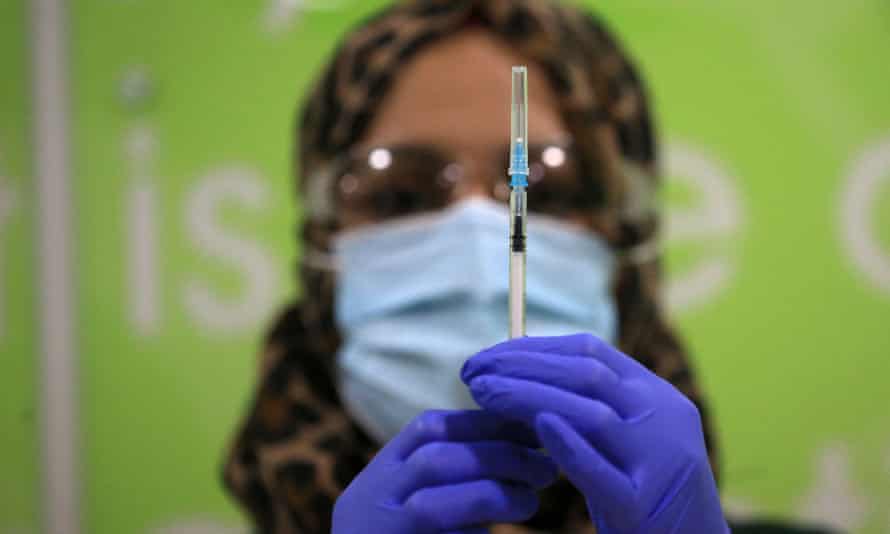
[304,159,340,222]
[302,160,343,272]
[302,244,341,272]
[617,236,660,267]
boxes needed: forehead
[359,27,567,153]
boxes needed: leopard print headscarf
[223,1,719,532]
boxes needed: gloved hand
[461,334,729,534]
[332,409,558,534]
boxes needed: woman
[223,1,835,533]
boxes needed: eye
[370,185,428,218]
[436,162,463,189]
[339,173,360,196]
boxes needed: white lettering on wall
[840,137,890,295]
[795,443,869,530]
[183,167,279,331]
[261,0,353,34]
[125,124,161,335]
[664,141,744,312]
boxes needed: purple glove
[461,334,728,534]
[332,409,558,534]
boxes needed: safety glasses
[305,139,605,228]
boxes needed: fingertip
[505,482,540,521]
[534,412,575,461]
[538,454,560,488]
[467,376,494,410]
[459,357,475,383]
[461,351,504,383]
[534,413,634,509]
[469,375,505,415]
[534,412,565,437]
[469,375,517,411]
[468,375,490,395]
[521,491,540,520]
[575,332,606,356]
[517,446,560,488]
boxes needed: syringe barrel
[509,251,526,338]
[509,187,527,338]
[508,66,528,339]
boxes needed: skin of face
[344,26,605,233]
[362,27,566,151]
[353,30,553,202]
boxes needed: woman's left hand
[461,334,729,534]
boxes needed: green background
[3,1,889,533]
[0,0,39,533]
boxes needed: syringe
[508,66,528,338]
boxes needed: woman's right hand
[332,409,558,534]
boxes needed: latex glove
[461,334,728,534]
[332,409,558,534]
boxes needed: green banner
[0,1,39,533]
[616,4,890,531]
[68,2,395,532]
[3,1,888,533]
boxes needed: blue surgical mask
[333,198,617,444]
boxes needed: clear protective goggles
[304,139,607,229]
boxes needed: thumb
[535,412,634,514]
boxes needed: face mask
[333,198,617,444]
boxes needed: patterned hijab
[224,1,719,532]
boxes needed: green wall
[603,4,890,531]
[4,1,889,533]
[0,0,39,533]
